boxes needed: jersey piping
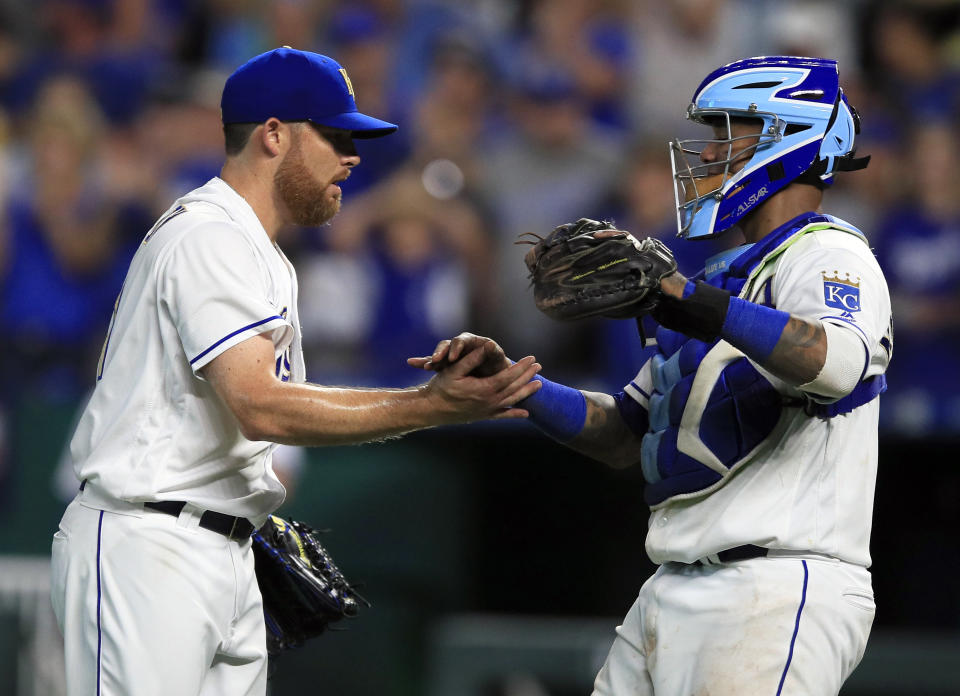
[190,315,284,365]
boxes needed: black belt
[693,544,769,566]
[144,501,255,541]
[79,481,254,542]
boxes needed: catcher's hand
[252,515,368,655]
[407,332,510,376]
[520,218,678,321]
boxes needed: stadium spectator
[513,0,635,132]
[477,62,622,372]
[407,31,501,187]
[298,169,492,387]
[0,76,140,403]
[323,6,412,197]
[2,0,164,125]
[873,121,960,433]
[131,68,228,206]
[627,0,753,136]
[867,2,960,128]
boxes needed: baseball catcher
[414,55,890,696]
[520,218,677,323]
[500,55,889,696]
[252,516,368,654]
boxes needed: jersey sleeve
[772,229,891,377]
[159,222,293,373]
[622,356,654,410]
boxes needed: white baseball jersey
[625,227,891,567]
[68,177,305,524]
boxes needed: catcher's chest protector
[641,213,880,508]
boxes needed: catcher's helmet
[670,56,869,240]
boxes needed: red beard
[274,146,340,227]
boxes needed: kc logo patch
[822,271,861,317]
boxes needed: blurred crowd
[2,0,960,465]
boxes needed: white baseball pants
[51,496,268,696]
[592,556,875,696]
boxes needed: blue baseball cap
[220,47,397,139]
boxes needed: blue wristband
[519,376,587,443]
[720,296,791,363]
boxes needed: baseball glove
[252,515,368,655]
[519,218,678,321]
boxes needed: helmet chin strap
[800,86,870,184]
[827,151,872,173]
[797,150,871,189]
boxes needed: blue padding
[700,357,784,468]
[700,393,741,464]
[637,212,876,507]
[655,325,687,357]
[733,376,784,440]
[668,375,694,426]
[661,351,684,390]
[811,374,887,417]
[645,465,723,506]
[650,429,711,484]
[723,356,764,391]
[650,354,667,394]
[641,431,664,483]
[725,277,748,297]
[721,297,791,363]
[641,353,787,506]
[521,376,587,443]
[678,340,710,376]
[651,351,683,397]
[648,390,671,432]
[613,391,650,436]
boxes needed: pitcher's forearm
[203,335,543,446]
[231,382,436,445]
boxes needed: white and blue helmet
[670,56,869,239]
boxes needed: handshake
[406,332,542,424]
[408,332,513,377]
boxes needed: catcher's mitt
[252,515,368,655]
[520,218,678,321]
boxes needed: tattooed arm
[763,317,827,385]
[566,391,645,468]
[660,272,828,387]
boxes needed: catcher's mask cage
[670,55,870,240]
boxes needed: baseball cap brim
[313,111,398,139]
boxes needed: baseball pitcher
[50,47,542,696]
